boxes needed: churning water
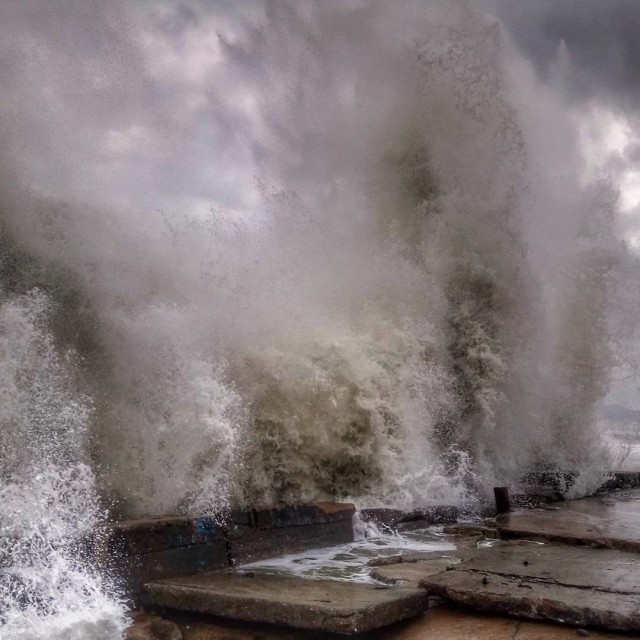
[0,1,638,637]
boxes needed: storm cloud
[480,0,640,112]
[0,0,263,215]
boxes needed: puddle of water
[239,526,457,583]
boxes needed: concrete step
[143,570,429,635]
[421,542,640,632]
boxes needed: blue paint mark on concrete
[196,517,216,539]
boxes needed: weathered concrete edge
[228,520,354,565]
[91,503,357,602]
[420,573,640,632]
[230,502,356,529]
[359,506,458,530]
[143,581,429,635]
[496,524,640,553]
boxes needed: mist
[1,3,639,635]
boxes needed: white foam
[240,524,456,584]
[0,293,127,640]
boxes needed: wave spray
[0,2,632,636]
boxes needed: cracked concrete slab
[371,557,462,586]
[144,571,429,635]
[420,543,640,632]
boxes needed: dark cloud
[478,0,640,111]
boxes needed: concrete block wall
[92,502,356,602]
[228,502,356,564]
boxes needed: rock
[396,520,433,533]
[442,521,497,538]
[145,603,632,640]
[150,617,183,640]
[92,517,230,603]
[100,516,227,556]
[598,472,640,492]
[126,612,182,640]
[368,554,403,567]
[227,502,356,564]
[359,505,459,533]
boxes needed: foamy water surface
[240,524,457,584]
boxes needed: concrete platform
[147,604,632,639]
[93,502,355,601]
[144,571,429,635]
[371,557,460,586]
[367,547,482,587]
[496,489,640,551]
[421,543,640,632]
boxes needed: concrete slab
[497,489,640,552]
[368,536,485,586]
[372,557,461,586]
[420,543,640,632]
[155,604,632,639]
[144,571,429,635]
[385,606,632,640]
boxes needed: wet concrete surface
[371,557,461,586]
[496,489,640,551]
[126,611,183,640]
[412,489,640,633]
[144,571,429,635]
[421,541,640,631]
[161,605,635,639]
[135,490,640,637]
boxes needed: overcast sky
[480,0,640,113]
[477,0,640,243]
[1,0,639,230]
